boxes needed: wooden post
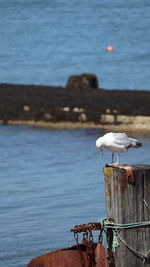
[103,164,150,267]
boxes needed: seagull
[96,132,142,164]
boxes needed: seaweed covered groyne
[0,82,150,131]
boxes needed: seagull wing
[113,134,141,148]
[111,133,129,146]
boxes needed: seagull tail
[135,142,142,148]
[127,139,142,148]
[128,142,142,148]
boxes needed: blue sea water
[0,124,150,266]
[0,0,150,89]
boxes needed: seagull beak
[100,148,103,155]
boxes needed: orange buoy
[106,46,115,52]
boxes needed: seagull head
[96,137,104,155]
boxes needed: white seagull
[96,132,142,164]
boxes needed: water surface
[0,0,150,89]
[0,125,149,266]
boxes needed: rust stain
[95,243,108,267]
[28,244,90,267]
[106,164,135,183]
[118,173,127,196]
[27,243,108,267]
[105,164,135,199]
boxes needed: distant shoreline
[1,119,150,134]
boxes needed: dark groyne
[0,82,150,132]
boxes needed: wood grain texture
[104,164,150,267]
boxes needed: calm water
[0,124,149,266]
[0,0,150,90]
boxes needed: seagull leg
[112,152,114,163]
[117,153,120,164]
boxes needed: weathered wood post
[104,164,150,267]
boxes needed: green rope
[98,218,150,252]
[112,230,119,252]
[99,218,150,230]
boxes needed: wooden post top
[106,163,150,169]
[105,164,150,183]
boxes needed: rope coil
[99,218,150,230]
[99,218,150,263]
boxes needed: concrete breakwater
[0,82,150,133]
